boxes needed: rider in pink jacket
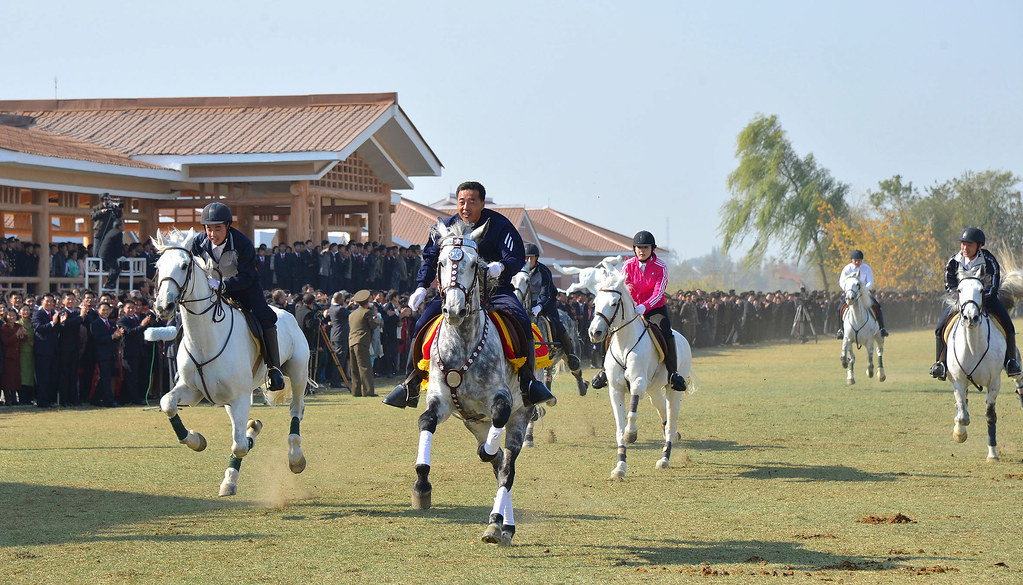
[592,231,686,392]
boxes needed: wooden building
[0,93,441,291]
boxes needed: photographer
[91,193,124,290]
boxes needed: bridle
[594,286,647,368]
[438,237,482,316]
[952,276,993,391]
[957,276,985,324]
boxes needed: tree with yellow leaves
[819,201,943,291]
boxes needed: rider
[523,242,586,381]
[835,249,888,339]
[930,226,1020,380]
[191,202,286,391]
[591,230,687,392]
[382,181,557,410]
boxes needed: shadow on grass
[683,438,784,452]
[578,537,941,571]
[0,481,247,547]
[735,462,900,482]
[282,501,619,526]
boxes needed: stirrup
[523,379,556,407]
[930,362,946,381]
[835,329,844,339]
[1006,359,1022,378]
[267,367,286,391]
[382,383,419,409]
[880,328,889,337]
[592,370,607,389]
[670,373,687,392]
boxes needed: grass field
[3,325,1023,584]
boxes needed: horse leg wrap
[416,430,433,466]
[617,445,627,463]
[290,416,301,436]
[662,441,673,459]
[169,414,188,442]
[629,394,640,413]
[483,426,503,457]
[488,512,504,527]
[229,455,242,471]
[491,486,510,519]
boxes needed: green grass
[2,325,1023,584]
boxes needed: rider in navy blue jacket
[930,226,1020,380]
[383,181,556,410]
[190,202,286,391]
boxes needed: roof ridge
[531,206,628,245]
[0,93,398,113]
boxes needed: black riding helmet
[960,227,986,246]
[633,230,656,248]
[850,249,864,260]
[524,242,540,257]
[200,202,233,226]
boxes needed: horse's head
[957,276,985,327]
[511,267,530,308]
[588,270,629,343]
[842,274,861,304]
[153,228,207,319]
[435,219,487,326]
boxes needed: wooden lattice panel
[312,152,387,194]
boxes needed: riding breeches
[645,305,678,374]
[226,285,278,328]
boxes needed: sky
[4,0,1022,260]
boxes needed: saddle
[415,311,553,389]
[603,317,666,362]
[225,298,268,369]
[839,302,882,322]
[941,312,1007,344]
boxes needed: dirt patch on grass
[857,513,916,524]
[795,533,836,539]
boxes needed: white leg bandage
[491,485,510,518]
[502,489,515,526]
[483,425,503,457]
[416,430,433,466]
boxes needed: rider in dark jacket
[930,226,1020,380]
[382,181,556,410]
[191,202,286,391]
[523,242,585,384]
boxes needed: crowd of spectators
[0,234,956,408]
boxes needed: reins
[596,287,648,369]
[952,278,994,391]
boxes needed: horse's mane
[432,218,477,242]
[598,269,627,292]
[153,228,198,254]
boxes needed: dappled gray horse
[412,220,538,545]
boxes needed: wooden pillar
[136,199,159,240]
[367,200,379,243]
[381,190,393,245]
[32,189,51,291]
[236,205,254,239]
[288,181,309,246]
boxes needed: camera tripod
[791,300,818,343]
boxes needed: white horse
[587,271,694,479]
[839,272,885,385]
[412,220,537,545]
[946,268,1023,461]
[153,229,309,496]
[553,255,624,295]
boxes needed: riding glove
[532,305,542,316]
[208,278,221,289]
[409,286,428,311]
[486,261,504,278]
[636,304,647,315]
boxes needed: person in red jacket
[592,230,686,392]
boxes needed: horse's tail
[999,270,1023,308]
[684,370,699,396]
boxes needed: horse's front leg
[843,339,855,385]
[284,348,308,474]
[986,381,1001,462]
[952,381,970,443]
[657,387,683,470]
[865,340,875,379]
[876,336,886,382]
[608,380,630,479]
[413,396,449,510]
[483,412,527,545]
[477,389,512,462]
[219,398,258,497]
[624,373,648,444]
[160,381,207,452]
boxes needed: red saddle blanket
[418,313,553,380]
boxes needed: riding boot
[873,303,889,337]
[930,335,947,381]
[559,331,582,373]
[592,369,607,388]
[519,344,556,407]
[262,325,287,391]
[1000,318,1021,377]
[382,368,422,409]
[662,329,687,392]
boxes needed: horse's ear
[470,220,489,243]
[435,219,449,240]
[154,230,164,247]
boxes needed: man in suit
[327,291,351,389]
[348,289,378,397]
[31,293,60,408]
[91,301,124,407]
[79,291,100,403]
[56,291,84,406]
[117,299,153,405]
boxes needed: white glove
[208,278,221,289]
[408,287,428,311]
[486,261,504,278]
[636,303,647,315]
[532,305,542,316]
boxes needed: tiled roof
[0,93,397,157]
[0,124,167,169]
[392,198,446,246]
[525,207,633,252]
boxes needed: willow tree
[719,114,849,291]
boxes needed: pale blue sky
[4,0,1021,259]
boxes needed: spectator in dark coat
[31,293,60,408]
[117,299,153,405]
[56,292,84,406]
[91,301,123,407]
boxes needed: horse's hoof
[610,463,626,479]
[656,457,670,469]
[847,379,855,386]
[289,455,307,474]
[288,434,305,473]
[953,429,967,443]
[412,489,432,510]
[987,455,1000,462]
[867,368,875,378]
[219,468,238,497]
[500,524,515,546]
[524,439,535,448]
[879,372,886,382]
[183,430,207,452]
[841,358,848,369]
[624,430,638,444]
[482,522,502,544]
[246,419,263,438]
[577,380,589,396]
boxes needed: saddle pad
[418,313,553,381]
[645,319,667,363]
[942,312,1007,343]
